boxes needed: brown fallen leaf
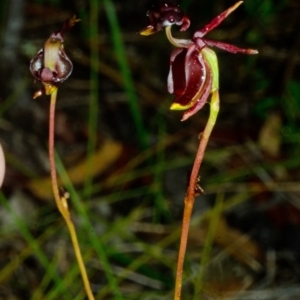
[258,112,282,158]
[212,217,263,272]
[189,215,263,272]
[27,139,123,200]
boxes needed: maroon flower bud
[29,15,80,98]
[30,40,73,85]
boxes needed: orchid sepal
[201,48,219,92]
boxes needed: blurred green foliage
[1,0,300,299]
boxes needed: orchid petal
[202,38,258,55]
[193,1,243,38]
[168,48,186,95]
[170,46,207,109]
[181,64,213,121]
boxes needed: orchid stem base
[49,89,95,300]
[174,90,220,300]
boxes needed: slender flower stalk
[174,90,219,300]
[140,2,258,299]
[30,16,95,300]
[49,90,95,300]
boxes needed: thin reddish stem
[49,90,95,300]
[49,89,63,211]
[174,90,220,300]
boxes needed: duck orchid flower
[140,1,258,121]
[30,15,80,99]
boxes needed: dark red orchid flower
[140,1,258,121]
[30,15,80,98]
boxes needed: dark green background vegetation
[1,0,300,299]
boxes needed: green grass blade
[83,0,100,199]
[55,153,124,300]
[103,0,148,150]
[0,192,73,300]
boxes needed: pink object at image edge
[0,144,5,187]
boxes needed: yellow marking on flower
[139,26,156,36]
[170,102,192,110]
[44,83,57,95]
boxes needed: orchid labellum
[140,1,258,121]
[30,15,80,99]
